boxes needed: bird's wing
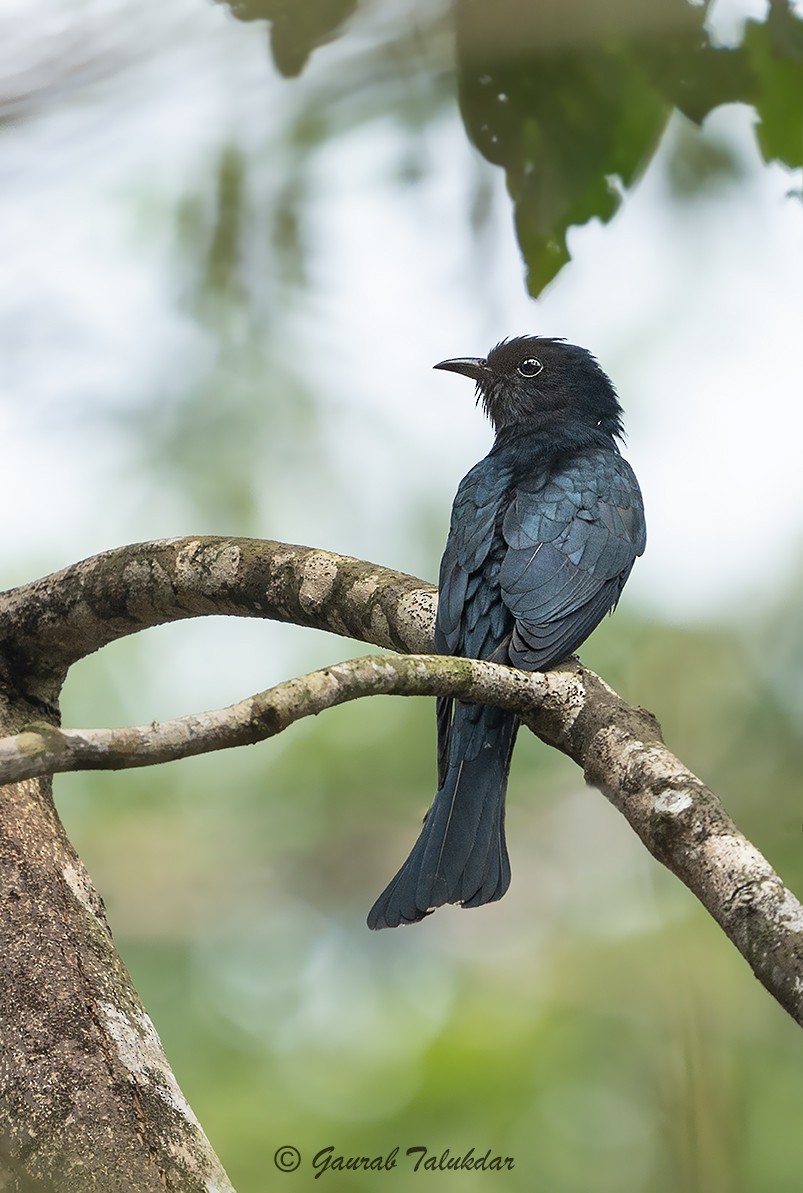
[434,457,518,786]
[500,448,645,670]
[434,457,517,658]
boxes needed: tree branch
[0,655,542,782]
[2,536,801,1188]
[0,537,436,708]
[3,633,803,1029]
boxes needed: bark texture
[0,699,234,1193]
[0,536,801,1188]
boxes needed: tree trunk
[0,695,233,1193]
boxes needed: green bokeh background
[3,0,803,1189]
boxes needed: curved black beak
[433,356,489,382]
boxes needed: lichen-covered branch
[4,617,803,1029]
[1,535,802,1191]
[532,665,803,1028]
[0,654,543,783]
[0,537,436,710]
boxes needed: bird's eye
[517,358,543,378]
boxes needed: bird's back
[436,429,645,673]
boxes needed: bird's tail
[367,704,519,929]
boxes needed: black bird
[367,336,646,930]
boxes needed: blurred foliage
[117,4,454,537]
[219,0,803,294]
[453,0,803,293]
[217,0,359,77]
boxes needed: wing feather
[500,449,645,670]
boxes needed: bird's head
[434,336,624,438]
